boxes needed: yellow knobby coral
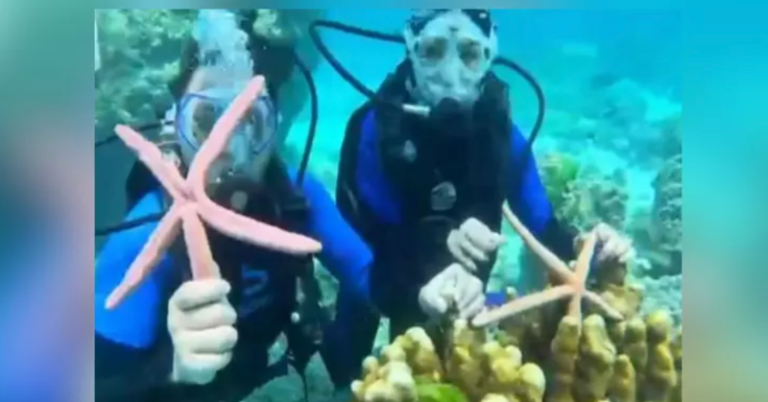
[595,284,643,321]
[381,343,407,364]
[352,360,417,402]
[483,341,523,394]
[443,319,486,398]
[643,311,677,402]
[607,355,636,402]
[622,317,648,387]
[669,326,682,402]
[572,315,617,402]
[513,363,547,402]
[548,316,581,402]
[391,327,443,381]
[481,394,515,402]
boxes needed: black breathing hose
[308,20,406,114]
[94,211,166,237]
[292,51,319,186]
[308,19,546,151]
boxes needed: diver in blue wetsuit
[95,10,374,402]
[310,9,635,389]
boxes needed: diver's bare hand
[588,223,636,265]
[418,263,485,320]
[447,218,505,272]
[168,278,238,385]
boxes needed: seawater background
[90,9,684,402]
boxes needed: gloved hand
[418,263,485,320]
[447,218,505,272]
[168,278,238,385]
[587,223,636,265]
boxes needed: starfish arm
[180,206,220,280]
[105,204,184,309]
[114,125,188,200]
[584,290,624,321]
[567,292,584,321]
[187,76,265,186]
[503,204,575,282]
[471,285,574,327]
[574,231,598,282]
[196,197,322,254]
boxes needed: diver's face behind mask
[404,9,498,109]
[176,81,279,183]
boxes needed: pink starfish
[471,204,623,327]
[105,75,322,309]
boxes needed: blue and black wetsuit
[329,61,578,386]
[95,160,373,402]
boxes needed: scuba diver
[310,9,635,388]
[95,10,375,402]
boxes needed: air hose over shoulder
[307,19,546,153]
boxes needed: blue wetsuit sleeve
[95,192,178,400]
[95,191,176,348]
[355,109,402,224]
[297,171,373,304]
[506,124,577,263]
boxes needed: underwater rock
[539,152,629,235]
[636,274,682,326]
[95,9,324,142]
[649,153,682,276]
[657,114,681,160]
[95,10,195,137]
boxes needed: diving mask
[176,85,278,178]
[404,9,498,108]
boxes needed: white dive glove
[447,217,505,272]
[418,263,485,320]
[168,278,238,385]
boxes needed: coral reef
[95,9,324,143]
[494,241,680,402]
[95,10,194,135]
[649,153,682,272]
[540,152,629,233]
[625,122,681,280]
[350,325,546,402]
[631,262,682,326]
[349,234,682,402]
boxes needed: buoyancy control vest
[336,61,513,320]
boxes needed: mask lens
[417,37,448,63]
[177,91,277,164]
[190,99,220,144]
[457,38,484,70]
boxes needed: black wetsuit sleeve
[95,333,176,402]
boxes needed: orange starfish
[471,204,623,327]
[105,75,322,309]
